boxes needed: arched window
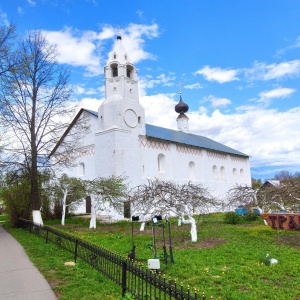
[126,65,134,79]
[220,166,226,179]
[111,63,118,77]
[189,161,196,180]
[113,52,117,59]
[158,154,166,173]
[240,168,244,179]
[100,116,103,129]
[78,162,85,176]
[232,168,237,178]
[212,165,218,178]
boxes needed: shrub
[224,211,242,224]
[244,211,259,221]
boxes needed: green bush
[244,211,259,221]
[224,211,242,224]
[1,180,31,227]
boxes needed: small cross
[177,81,183,94]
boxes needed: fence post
[74,239,78,263]
[121,260,127,297]
[46,227,49,243]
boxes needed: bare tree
[274,170,295,181]
[225,184,258,211]
[130,179,216,242]
[226,176,300,213]
[0,31,87,225]
[0,23,16,78]
[257,178,300,212]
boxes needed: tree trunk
[178,217,182,226]
[89,195,97,229]
[181,214,197,242]
[31,84,42,224]
[140,222,146,231]
[32,210,43,226]
[61,189,68,226]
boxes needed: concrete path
[0,225,57,300]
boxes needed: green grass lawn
[5,213,300,300]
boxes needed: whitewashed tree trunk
[89,195,97,229]
[181,214,197,242]
[178,217,182,226]
[139,215,146,231]
[61,189,68,226]
[32,210,43,226]
[140,221,146,231]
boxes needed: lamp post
[151,215,162,259]
[129,216,139,260]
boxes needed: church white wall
[139,137,251,203]
[52,117,251,219]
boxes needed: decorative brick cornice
[207,151,227,160]
[176,144,202,156]
[139,136,170,151]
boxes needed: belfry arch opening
[126,65,134,79]
[111,63,118,77]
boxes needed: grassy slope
[4,213,300,300]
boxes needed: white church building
[51,34,251,219]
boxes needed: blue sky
[1,0,300,180]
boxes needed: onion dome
[175,93,189,114]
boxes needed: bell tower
[95,32,145,181]
[98,33,145,134]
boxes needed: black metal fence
[18,219,212,300]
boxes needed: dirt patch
[173,236,227,250]
[277,235,300,250]
[52,222,227,250]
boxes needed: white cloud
[139,73,175,95]
[184,83,203,90]
[42,27,103,76]
[275,36,300,57]
[17,7,24,15]
[98,25,115,40]
[119,23,159,64]
[42,23,159,77]
[73,85,100,96]
[27,0,36,6]
[77,97,103,111]
[195,66,239,83]
[0,9,9,26]
[245,60,300,81]
[140,94,177,128]
[136,10,144,20]
[201,95,231,108]
[257,87,296,104]
[139,95,300,177]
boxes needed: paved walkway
[0,225,57,300]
